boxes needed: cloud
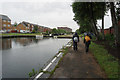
[1,1,79,31]
[1,1,112,32]
[97,10,112,29]
[0,0,73,3]
[3,2,68,14]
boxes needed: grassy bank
[1,33,72,38]
[90,42,119,79]
[1,33,42,36]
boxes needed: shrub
[98,33,103,41]
[29,72,33,77]
[105,34,114,41]
[32,30,35,33]
[28,68,37,77]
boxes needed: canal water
[0,37,71,78]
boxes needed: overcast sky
[0,0,112,32]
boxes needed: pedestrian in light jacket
[72,32,79,51]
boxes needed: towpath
[51,38,107,78]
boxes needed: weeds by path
[90,42,119,79]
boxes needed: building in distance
[0,14,11,32]
[57,27,72,32]
[16,21,52,33]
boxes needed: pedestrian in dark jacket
[72,32,79,51]
[84,33,92,53]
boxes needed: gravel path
[51,38,107,78]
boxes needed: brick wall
[104,27,114,35]
[2,20,11,31]
[16,23,28,32]
[58,27,72,32]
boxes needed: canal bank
[33,40,72,79]
[34,38,107,79]
[1,35,36,38]
[0,35,72,39]
[1,35,48,38]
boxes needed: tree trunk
[110,2,119,46]
[102,4,105,40]
[118,20,120,46]
[90,3,99,39]
[102,3,105,40]
[102,16,105,40]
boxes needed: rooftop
[0,14,11,21]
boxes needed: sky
[97,10,112,29]
[0,0,112,32]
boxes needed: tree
[101,3,106,40]
[52,28,67,35]
[46,30,49,35]
[52,28,58,34]
[72,2,107,39]
[116,2,120,46]
[13,22,18,27]
[58,29,66,34]
[32,30,35,33]
[116,2,120,21]
[110,2,119,46]
[34,26,38,32]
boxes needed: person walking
[84,33,92,53]
[72,32,79,51]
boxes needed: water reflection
[0,37,44,50]
[1,39,12,50]
[13,38,37,46]
[0,51,1,79]
[2,37,70,78]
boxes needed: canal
[0,37,71,78]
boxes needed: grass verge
[1,33,42,36]
[90,42,119,79]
